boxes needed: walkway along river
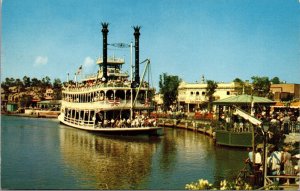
[1,115,247,189]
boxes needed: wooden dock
[158,118,215,138]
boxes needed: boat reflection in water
[59,125,161,189]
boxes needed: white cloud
[82,56,95,73]
[34,56,48,67]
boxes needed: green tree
[23,76,31,87]
[205,80,218,112]
[233,78,243,84]
[1,81,9,92]
[159,73,181,111]
[233,78,244,95]
[251,76,271,97]
[31,78,42,87]
[53,78,62,100]
[4,77,16,87]
[42,76,51,87]
[270,77,280,84]
[233,78,252,95]
[15,78,24,90]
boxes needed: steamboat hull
[59,115,163,136]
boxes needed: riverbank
[3,110,59,119]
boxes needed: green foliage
[1,76,64,104]
[233,78,252,95]
[233,77,273,97]
[185,178,252,190]
[42,76,51,87]
[233,78,243,84]
[23,76,31,87]
[159,73,181,111]
[0,76,52,88]
[270,77,280,84]
[53,78,62,100]
[31,78,42,87]
[53,78,62,89]
[185,179,214,190]
[206,80,218,111]
[251,76,271,97]
[265,182,280,190]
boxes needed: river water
[1,115,247,190]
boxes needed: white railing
[63,81,151,93]
[64,117,94,127]
[97,57,125,63]
[61,100,152,110]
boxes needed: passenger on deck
[281,147,293,185]
[267,146,282,182]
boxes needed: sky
[2,0,300,89]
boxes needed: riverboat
[58,23,162,135]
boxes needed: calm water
[1,115,247,190]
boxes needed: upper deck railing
[96,56,125,64]
[63,81,151,93]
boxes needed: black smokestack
[101,22,109,82]
[133,26,141,85]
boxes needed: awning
[213,94,275,105]
[234,107,262,126]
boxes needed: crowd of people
[267,110,300,134]
[94,114,157,128]
[63,77,150,92]
[245,145,299,186]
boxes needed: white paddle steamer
[58,23,162,135]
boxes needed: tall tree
[4,77,16,87]
[159,73,181,111]
[205,80,218,112]
[251,76,271,97]
[42,76,51,87]
[31,78,42,87]
[233,78,243,84]
[53,78,62,100]
[270,77,280,84]
[233,78,252,95]
[15,78,24,91]
[23,76,31,87]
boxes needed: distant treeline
[1,76,63,90]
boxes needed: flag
[77,65,82,75]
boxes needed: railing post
[263,134,268,187]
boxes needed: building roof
[213,94,275,105]
[178,81,237,89]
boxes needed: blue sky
[2,0,300,89]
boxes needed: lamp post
[262,122,269,187]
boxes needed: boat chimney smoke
[133,26,141,85]
[101,22,109,82]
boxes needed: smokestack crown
[133,26,141,37]
[101,22,109,33]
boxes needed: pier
[158,118,214,137]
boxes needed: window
[227,91,230,95]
